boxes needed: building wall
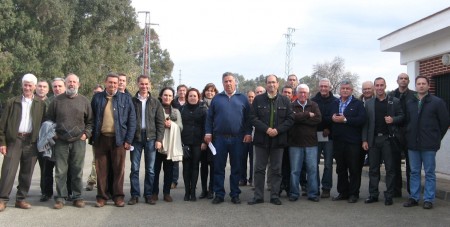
[419,55,450,94]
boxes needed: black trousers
[368,135,395,198]
[182,145,201,195]
[153,152,174,195]
[334,140,364,197]
[200,148,214,193]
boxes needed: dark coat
[0,96,46,146]
[406,93,449,151]
[250,93,294,149]
[91,91,136,146]
[132,92,165,143]
[362,95,404,148]
[331,96,366,144]
[288,99,322,147]
[181,103,207,146]
[311,92,338,138]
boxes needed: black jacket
[132,92,165,143]
[406,93,449,151]
[250,93,294,149]
[181,102,207,146]
[311,92,338,138]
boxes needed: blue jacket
[205,91,252,136]
[91,91,136,146]
[406,93,449,151]
[331,95,366,144]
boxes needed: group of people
[0,71,448,213]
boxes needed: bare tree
[301,56,359,96]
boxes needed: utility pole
[284,27,296,78]
[178,69,182,86]
[138,11,159,76]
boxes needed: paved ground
[0,146,449,227]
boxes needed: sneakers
[54,201,64,209]
[403,198,419,207]
[73,200,85,208]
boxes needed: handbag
[182,145,191,159]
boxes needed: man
[34,79,52,201]
[403,76,449,209]
[248,74,294,206]
[85,84,104,191]
[331,80,366,203]
[46,73,93,209]
[389,73,416,197]
[287,74,299,101]
[35,80,50,104]
[282,85,294,100]
[172,84,188,189]
[39,77,68,202]
[360,81,375,166]
[118,73,130,95]
[91,73,136,207]
[362,77,404,206]
[128,75,165,205]
[0,74,46,211]
[255,86,266,96]
[240,90,256,186]
[311,78,339,198]
[205,72,252,204]
[279,85,294,196]
[288,84,321,202]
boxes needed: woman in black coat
[181,88,208,201]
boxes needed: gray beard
[66,88,78,96]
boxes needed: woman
[199,83,218,199]
[181,88,208,201]
[151,87,183,203]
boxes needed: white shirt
[18,95,33,133]
[138,93,148,129]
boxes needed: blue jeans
[289,146,318,199]
[408,150,436,203]
[317,140,334,190]
[130,137,156,197]
[213,135,243,198]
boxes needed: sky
[131,0,450,92]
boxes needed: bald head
[361,81,374,99]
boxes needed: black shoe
[190,193,197,202]
[403,198,419,207]
[393,191,402,198]
[212,197,224,204]
[385,198,393,206]
[423,201,433,209]
[231,196,241,204]
[239,181,247,186]
[247,198,264,205]
[199,191,207,199]
[270,198,282,205]
[348,195,358,203]
[308,197,319,202]
[288,197,298,202]
[321,190,330,198]
[364,196,379,204]
[207,191,214,200]
[40,194,51,202]
[184,194,190,201]
[332,194,349,201]
[128,196,139,205]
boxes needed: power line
[284,27,296,78]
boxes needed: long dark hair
[158,87,177,121]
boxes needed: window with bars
[434,73,450,117]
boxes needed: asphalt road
[0,145,449,227]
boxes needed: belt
[18,132,31,137]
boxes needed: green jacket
[0,96,46,146]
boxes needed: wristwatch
[343,118,347,123]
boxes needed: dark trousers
[334,140,364,197]
[0,136,37,201]
[200,149,214,193]
[153,152,174,195]
[253,146,284,200]
[368,135,395,198]
[393,144,410,195]
[94,135,126,200]
[240,142,253,184]
[280,147,291,194]
[38,157,72,198]
[182,145,201,195]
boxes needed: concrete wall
[437,130,450,174]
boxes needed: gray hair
[319,78,332,88]
[296,84,310,93]
[339,79,353,89]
